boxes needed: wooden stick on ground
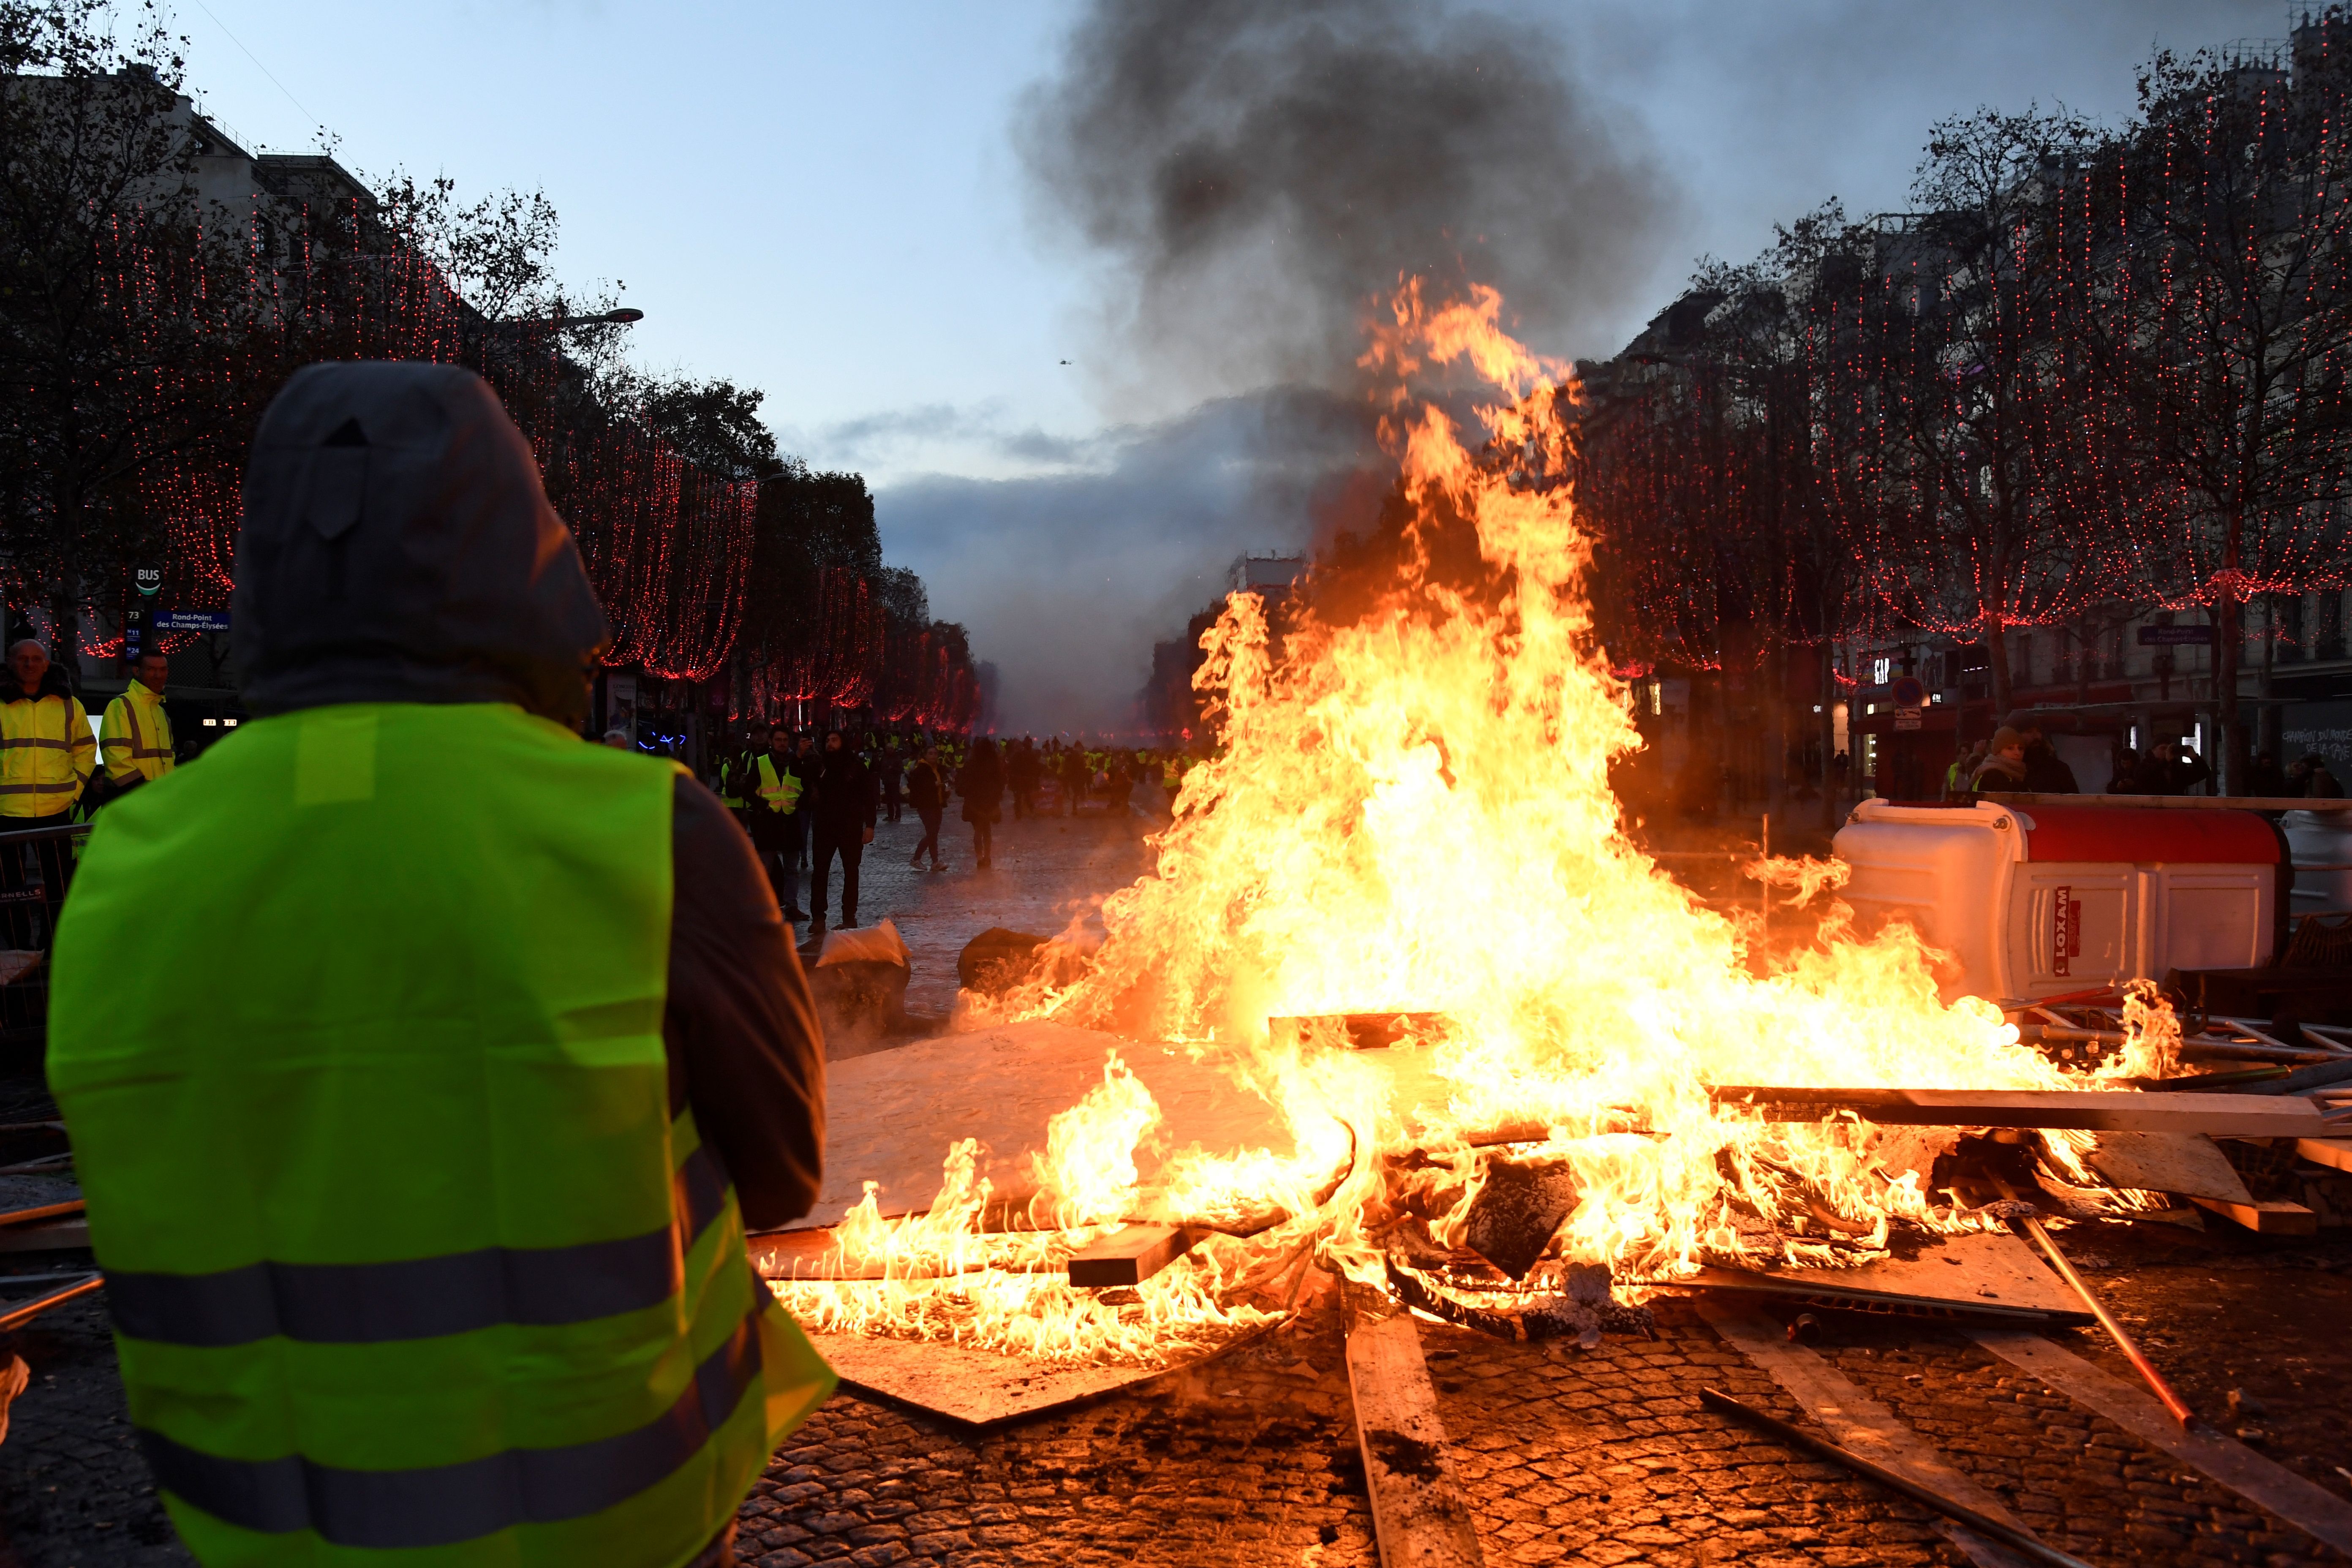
[1995,1196,2194,1426]
[1700,1388,2095,1568]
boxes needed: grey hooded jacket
[235,362,824,1227]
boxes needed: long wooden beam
[1709,1086,2324,1136]
[1700,1301,2075,1568]
[1971,1329,2352,1555]
[1346,1309,1484,1568]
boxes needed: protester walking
[960,736,1006,867]
[99,649,175,798]
[752,728,808,921]
[906,744,949,871]
[807,729,875,937]
[47,362,833,1568]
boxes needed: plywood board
[802,1319,1265,1429]
[2085,1132,2254,1203]
[799,1020,1296,1230]
[1346,1312,1484,1568]
[1680,1230,2088,1324]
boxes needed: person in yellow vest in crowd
[747,727,807,922]
[0,638,95,945]
[47,362,834,1568]
[100,649,176,795]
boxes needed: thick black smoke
[1017,0,1677,396]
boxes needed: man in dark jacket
[47,362,830,1565]
[806,729,875,937]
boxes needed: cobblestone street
[0,806,2348,1565]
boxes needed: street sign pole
[121,566,161,668]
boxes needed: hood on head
[231,362,610,724]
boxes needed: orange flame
[781,282,2166,1365]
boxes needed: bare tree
[1835,108,2112,721]
[2085,24,2352,790]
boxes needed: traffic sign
[155,610,230,633]
[133,566,162,597]
[2137,624,2213,646]
[1890,675,1927,708]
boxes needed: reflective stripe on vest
[0,694,90,814]
[47,703,834,1563]
[134,1300,767,1549]
[102,690,174,784]
[104,1139,730,1348]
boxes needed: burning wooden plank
[1067,1224,1200,1288]
[1345,1307,1483,1568]
[1708,1086,2326,1136]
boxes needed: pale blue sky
[165,0,2284,725]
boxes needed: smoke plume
[1018,0,1678,400]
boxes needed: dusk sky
[171,0,2283,726]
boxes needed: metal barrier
[0,821,91,1049]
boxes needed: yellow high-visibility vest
[0,691,93,818]
[101,683,175,786]
[756,754,803,813]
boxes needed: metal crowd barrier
[0,821,92,1050]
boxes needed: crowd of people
[701,727,1203,939]
[1944,718,2347,800]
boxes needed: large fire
[773,283,2168,1364]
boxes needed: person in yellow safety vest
[100,649,176,795]
[749,728,807,923]
[1,638,93,820]
[0,638,94,946]
[47,362,834,1568]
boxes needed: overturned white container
[1832,799,2287,1002]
